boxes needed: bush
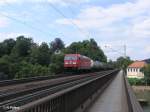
[0,72,8,80]
[0,55,16,79]
[49,54,64,74]
[15,61,51,79]
[128,78,145,86]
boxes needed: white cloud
[0,0,17,4]
[56,0,150,29]
[145,46,150,53]
[131,18,150,38]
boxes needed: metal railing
[123,72,144,112]
[9,70,118,112]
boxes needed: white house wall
[127,68,144,79]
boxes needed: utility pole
[104,44,127,58]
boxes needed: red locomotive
[64,54,92,70]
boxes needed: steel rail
[15,70,118,112]
[0,70,110,87]
[0,74,98,106]
[0,75,62,87]
[0,70,111,101]
[1,70,116,111]
[0,75,89,102]
[2,75,96,107]
[1,71,110,106]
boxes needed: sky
[0,0,150,61]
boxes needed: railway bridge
[0,70,143,112]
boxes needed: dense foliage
[64,39,107,62]
[0,36,107,79]
[105,56,133,72]
[110,56,133,72]
[128,78,145,86]
[117,57,132,69]
[141,64,150,85]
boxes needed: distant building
[143,59,150,64]
[127,61,147,79]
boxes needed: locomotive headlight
[65,62,68,64]
[73,62,76,64]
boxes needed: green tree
[50,38,65,52]
[141,64,150,85]
[15,61,51,79]
[30,42,51,66]
[0,43,5,57]
[116,56,133,71]
[49,54,64,74]
[4,45,24,78]
[12,36,33,57]
[0,39,16,57]
[0,56,10,78]
[3,39,16,54]
[0,55,17,79]
[65,39,107,62]
[0,36,110,79]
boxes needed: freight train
[64,54,112,71]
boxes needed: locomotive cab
[64,54,91,70]
[64,54,80,69]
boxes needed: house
[127,61,147,79]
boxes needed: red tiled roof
[128,61,147,68]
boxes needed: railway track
[0,70,117,112]
[0,71,99,87]
[0,75,88,102]
[0,71,110,98]
[0,74,70,87]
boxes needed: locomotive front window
[65,56,77,60]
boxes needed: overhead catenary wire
[46,1,90,39]
[1,1,64,37]
[60,0,92,39]
[3,0,46,25]
[2,1,90,39]
[104,45,125,58]
[0,12,53,37]
[110,45,127,58]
